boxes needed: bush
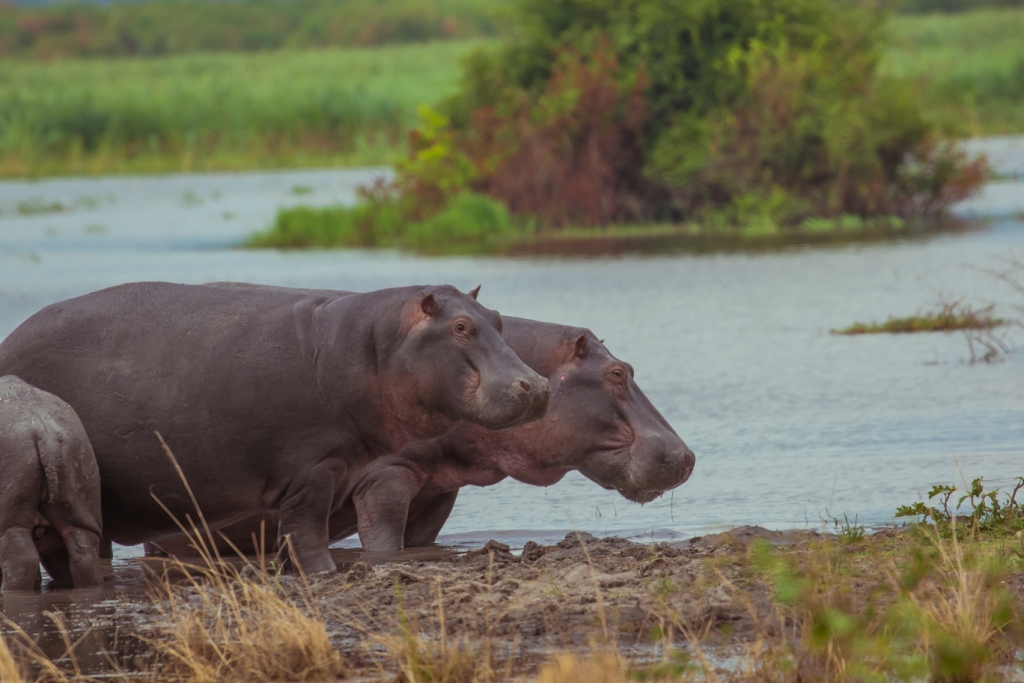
[249,191,521,251]
[402,192,520,249]
[414,0,986,229]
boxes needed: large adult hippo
[0,282,549,573]
[0,376,104,592]
[149,299,695,557]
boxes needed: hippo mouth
[580,467,667,504]
[617,487,666,504]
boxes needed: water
[0,166,1022,559]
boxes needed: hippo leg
[35,527,74,586]
[278,465,338,574]
[62,528,103,588]
[403,490,459,548]
[99,539,113,560]
[354,466,426,553]
[0,527,42,593]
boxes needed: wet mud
[5,526,1024,679]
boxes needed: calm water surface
[0,167,1022,559]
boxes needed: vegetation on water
[0,41,483,177]
[3,473,1024,681]
[883,8,1024,137]
[251,0,986,252]
[832,302,1005,335]
[0,0,509,59]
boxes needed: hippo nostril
[519,380,531,394]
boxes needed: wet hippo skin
[0,282,549,573]
[147,286,694,558]
[0,376,104,592]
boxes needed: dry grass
[146,563,346,682]
[534,652,631,683]
[3,460,1024,682]
[139,435,346,682]
[0,633,25,683]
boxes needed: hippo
[0,282,549,573]
[0,376,104,592]
[146,299,694,557]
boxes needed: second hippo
[149,309,694,556]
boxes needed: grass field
[0,7,1020,179]
[883,7,1024,136]
[0,40,483,177]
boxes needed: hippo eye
[455,322,467,334]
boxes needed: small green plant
[824,510,867,545]
[896,476,1024,535]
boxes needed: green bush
[428,0,985,228]
[249,192,520,251]
[401,192,520,249]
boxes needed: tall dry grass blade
[155,431,224,567]
[0,632,25,683]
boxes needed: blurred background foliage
[0,0,511,58]
[0,0,1018,242]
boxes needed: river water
[0,159,1022,563]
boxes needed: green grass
[882,7,1024,136]
[0,7,1020,179]
[0,40,486,178]
[247,191,525,254]
[832,304,1004,335]
[0,0,509,59]
[252,201,945,254]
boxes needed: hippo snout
[519,373,551,421]
[476,371,550,429]
[622,433,695,502]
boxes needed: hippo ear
[420,293,438,317]
[468,284,481,300]
[572,334,589,360]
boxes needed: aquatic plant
[831,302,1004,335]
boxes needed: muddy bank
[7,525,1024,680]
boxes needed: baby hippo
[0,376,103,592]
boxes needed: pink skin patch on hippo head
[400,293,438,335]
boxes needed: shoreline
[7,521,1023,680]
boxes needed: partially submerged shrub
[250,190,519,250]
[424,0,985,230]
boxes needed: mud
[9,526,1024,679]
